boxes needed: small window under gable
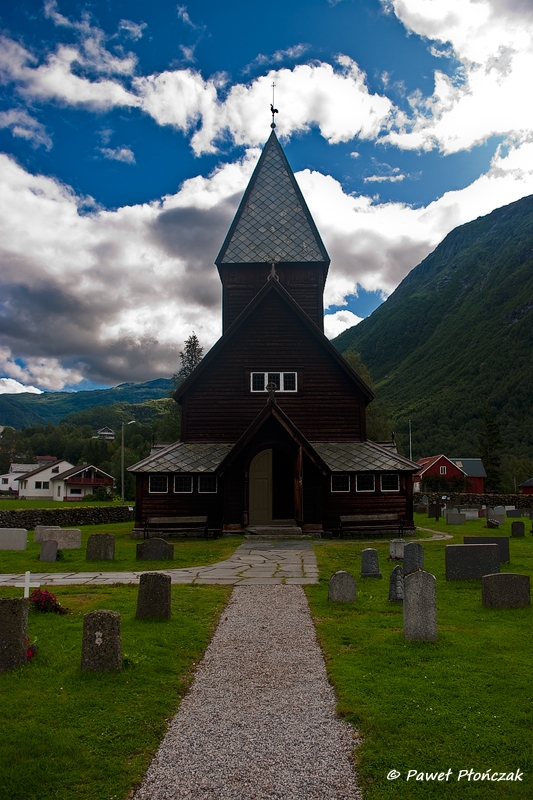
[331,474,350,492]
[381,473,399,492]
[174,475,193,493]
[356,474,375,492]
[440,465,446,475]
[52,467,59,473]
[149,475,168,493]
[250,372,297,392]
[199,474,217,493]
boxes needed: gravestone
[136,573,172,619]
[328,571,356,602]
[493,505,505,516]
[463,510,480,521]
[463,536,510,563]
[445,544,500,580]
[422,495,429,506]
[86,534,115,561]
[486,519,500,529]
[41,529,81,549]
[34,526,61,543]
[389,539,405,560]
[506,509,522,518]
[0,529,28,550]
[482,574,530,608]
[428,504,438,519]
[40,540,58,562]
[511,521,525,538]
[403,571,437,642]
[136,538,174,561]
[446,512,466,525]
[0,598,28,672]
[360,548,382,578]
[403,542,424,574]
[81,610,122,672]
[388,565,404,602]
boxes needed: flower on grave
[26,636,38,661]
[29,589,68,614]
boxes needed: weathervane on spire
[270,82,278,129]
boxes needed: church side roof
[129,442,234,474]
[312,441,420,473]
[216,131,329,265]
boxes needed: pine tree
[478,404,504,492]
[172,333,204,387]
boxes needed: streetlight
[121,420,135,505]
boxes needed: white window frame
[149,475,168,494]
[198,474,218,494]
[250,372,297,392]
[174,475,193,494]
[356,474,375,492]
[440,465,446,475]
[380,473,400,492]
[331,474,350,493]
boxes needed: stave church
[129,126,417,536]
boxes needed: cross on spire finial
[270,82,278,129]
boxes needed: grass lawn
[0,498,126,510]
[0,522,244,574]
[306,512,533,799]
[0,583,232,800]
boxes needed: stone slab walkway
[0,540,318,588]
[133,584,362,800]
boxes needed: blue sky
[0,0,532,393]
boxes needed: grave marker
[40,540,58,562]
[14,571,40,598]
[482,574,530,608]
[389,539,405,560]
[81,610,122,672]
[463,536,510,563]
[34,526,61,544]
[328,571,356,603]
[136,573,172,619]
[136,538,174,561]
[388,565,404,603]
[0,529,28,550]
[361,548,382,578]
[86,534,115,561]
[0,598,28,672]
[403,542,424,574]
[445,544,500,580]
[511,521,525,538]
[403,571,437,642]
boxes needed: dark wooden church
[130,130,417,535]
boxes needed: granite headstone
[81,610,122,672]
[403,570,437,642]
[388,565,404,602]
[511,521,525,538]
[328,571,356,602]
[136,572,172,619]
[403,542,424,574]
[445,544,500,580]
[0,529,28,550]
[482,573,530,608]
[86,534,115,561]
[463,536,510,563]
[136,538,174,561]
[361,548,382,578]
[40,540,58,562]
[0,598,28,672]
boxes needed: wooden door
[249,449,272,524]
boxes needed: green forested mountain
[333,194,533,468]
[0,378,173,429]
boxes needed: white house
[16,459,75,499]
[0,463,39,493]
[51,464,115,501]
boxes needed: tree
[173,332,204,386]
[478,404,504,492]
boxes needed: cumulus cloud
[0,109,52,149]
[383,0,533,154]
[100,146,136,163]
[0,378,42,395]
[324,311,363,339]
[243,44,310,73]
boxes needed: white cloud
[0,109,52,149]
[118,20,147,41]
[383,0,533,154]
[243,44,310,73]
[100,146,136,163]
[324,311,363,339]
[0,378,42,394]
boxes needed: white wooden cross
[14,571,41,598]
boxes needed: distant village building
[16,460,114,500]
[0,463,40,493]
[92,426,115,441]
[413,455,486,493]
[129,130,419,534]
[519,478,533,495]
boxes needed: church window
[174,475,193,493]
[381,473,400,492]
[331,474,350,492]
[149,475,168,493]
[250,372,297,392]
[199,474,217,493]
[356,474,375,492]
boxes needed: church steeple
[216,131,330,332]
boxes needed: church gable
[179,281,371,444]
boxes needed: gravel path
[134,585,362,799]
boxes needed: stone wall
[414,492,532,509]
[0,505,134,530]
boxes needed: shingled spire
[216,131,330,331]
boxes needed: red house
[130,130,418,535]
[519,478,533,495]
[413,455,486,493]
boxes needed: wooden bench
[143,516,219,539]
[339,513,404,538]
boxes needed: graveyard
[0,512,532,799]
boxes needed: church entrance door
[249,449,272,524]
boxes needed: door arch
[249,449,272,524]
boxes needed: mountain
[0,379,174,429]
[333,194,533,460]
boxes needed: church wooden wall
[181,289,366,443]
[320,472,414,531]
[134,474,223,527]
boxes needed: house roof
[312,441,419,473]
[175,277,374,404]
[51,464,114,481]
[10,463,38,474]
[129,442,234,474]
[415,455,466,477]
[15,459,72,481]
[449,458,486,478]
[216,130,329,266]
[519,477,533,488]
